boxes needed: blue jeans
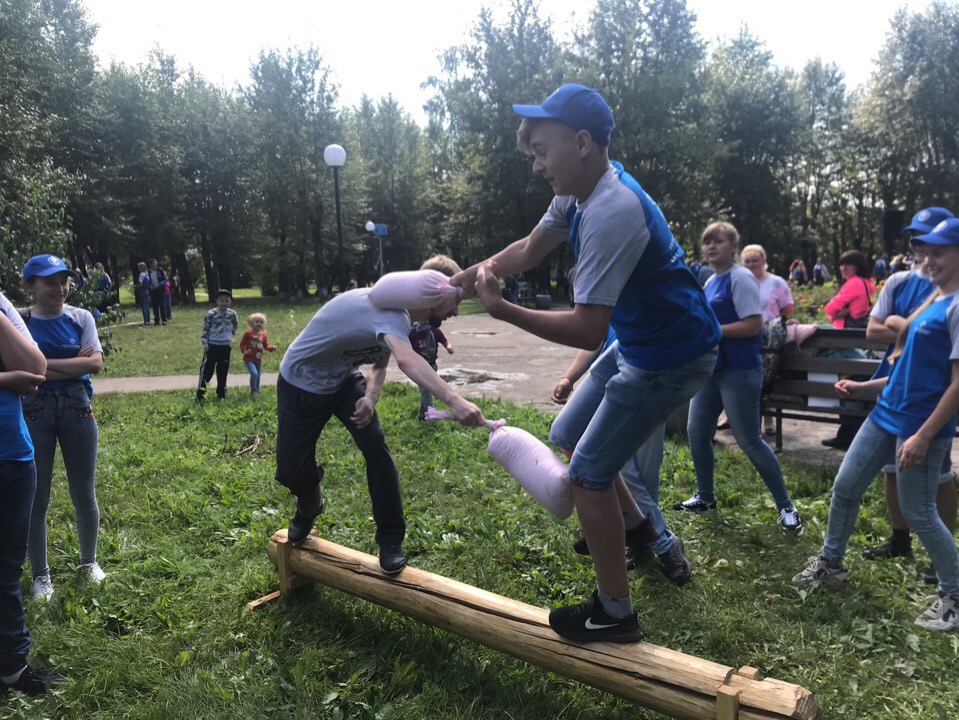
[687,367,793,510]
[823,417,959,598]
[417,360,438,419]
[550,343,717,489]
[139,289,151,324]
[22,384,100,578]
[0,460,34,674]
[164,293,173,320]
[245,361,262,393]
[619,425,675,555]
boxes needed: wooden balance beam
[263,530,821,720]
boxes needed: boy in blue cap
[453,84,720,642]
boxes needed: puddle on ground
[439,367,529,389]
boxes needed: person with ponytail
[794,217,959,632]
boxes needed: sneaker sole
[549,627,644,643]
[915,617,959,632]
[380,561,407,576]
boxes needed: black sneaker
[923,565,939,585]
[672,494,717,513]
[548,590,642,643]
[572,518,657,556]
[821,436,851,450]
[379,544,407,575]
[626,543,656,571]
[658,536,693,585]
[0,665,65,697]
[287,486,324,544]
[862,537,913,560]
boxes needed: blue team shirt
[703,265,762,371]
[0,292,35,462]
[870,293,959,439]
[26,305,101,397]
[551,162,720,370]
[871,270,936,379]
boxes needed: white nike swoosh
[584,619,619,630]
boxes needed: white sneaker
[778,506,803,534]
[78,563,106,583]
[915,593,959,632]
[31,575,54,602]
[792,555,848,586]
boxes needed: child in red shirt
[240,313,277,396]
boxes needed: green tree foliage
[245,46,340,298]
[859,1,959,215]
[703,30,800,251]
[576,0,719,247]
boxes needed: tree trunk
[171,250,195,304]
[277,229,291,300]
[199,230,218,300]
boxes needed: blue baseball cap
[513,84,614,147]
[903,207,954,235]
[22,254,78,281]
[913,218,959,246]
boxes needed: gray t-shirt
[280,288,412,394]
[539,165,649,308]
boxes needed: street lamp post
[324,144,347,292]
[365,220,384,279]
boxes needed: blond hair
[701,221,740,248]
[741,244,766,261]
[420,254,462,277]
[247,312,267,328]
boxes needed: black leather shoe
[287,486,324,544]
[379,544,407,575]
[821,436,851,450]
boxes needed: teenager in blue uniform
[0,290,65,696]
[454,84,721,643]
[675,222,801,530]
[794,218,959,632]
[20,255,105,602]
[862,207,957,570]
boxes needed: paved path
[93,311,955,471]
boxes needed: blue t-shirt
[703,264,762,371]
[26,305,102,397]
[870,269,936,379]
[870,292,959,439]
[0,292,35,462]
[541,162,721,370]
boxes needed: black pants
[198,345,231,399]
[274,373,404,546]
[150,288,168,324]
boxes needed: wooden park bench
[762,327,887,452]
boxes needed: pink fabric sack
[368,270,462,310]
[425,408,573,520]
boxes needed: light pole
[365,220,384,279]
[324,144,347,292]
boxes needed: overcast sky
[84,0,929,123]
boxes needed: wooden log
[266,531,821,720]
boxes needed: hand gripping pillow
[368,270,462,310]
[425,408,573,520]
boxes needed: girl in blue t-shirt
[20,254,106,603]
[676,222,801,531]
[794,218,959,632]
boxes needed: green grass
[13,386,959,719]
[103,296,487,378]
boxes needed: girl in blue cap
[793,218,959,632]
[20,254,106,602]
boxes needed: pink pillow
[425,408,573,520]
[368,270,462,310]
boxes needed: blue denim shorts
[550,343,716,490]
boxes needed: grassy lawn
[12,385,959,719]
[104,295,488,378]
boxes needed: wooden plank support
[716,685,741,720]
[266,530,822,720]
